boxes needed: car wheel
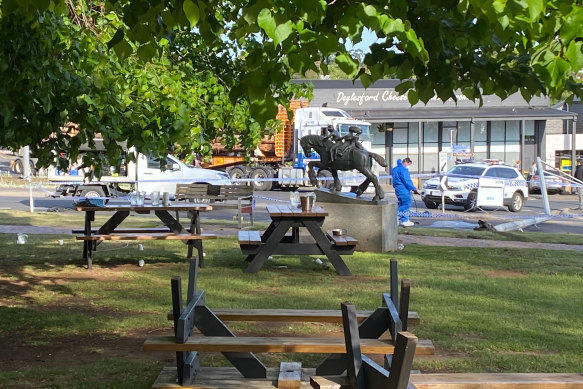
[508,191,524,212]
[423,199,439,209]
[11,159,23,174]
[250,167,273,191]
[316,169,335,190]
[80,187,105,198]
[464,191,477,211]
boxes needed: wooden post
[341,302,365,389]
[399,279,411,332]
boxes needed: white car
[421,162,528,212]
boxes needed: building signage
[336,90,469,107]
[452,144,472,156]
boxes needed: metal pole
[23,146,34,213]
[536,157,550,216]
[571,119,577,194]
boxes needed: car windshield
[337,124,371,142]
[447,165,486,178]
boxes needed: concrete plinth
[320,201,398,252]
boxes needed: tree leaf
[360,73,373,88]
[257,8,276,41]
[113,40,133,60]
[107,29,125,49]
[407,89,419,105]
[137,42,158,62]
[249,96,278,126]
[395,80,414,94]
[183,0,200,28]
[316,33,339,55]
[527,0,544,21]
[560,7,583,44]
[274,21,293,46]
[565,41,583,70]
[335,53,358,76]
[546,56,570,87]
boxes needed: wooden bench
[237,230,262,245]
[176,183,254,228]
[144,335,434,355]
[326,230,358,247]
[169,308,420,326]
[152,366,316,389]
[72,227,187,234]
[76,233,216,242]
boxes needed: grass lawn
[0,214,582,387]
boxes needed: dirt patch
[0,328,173,371]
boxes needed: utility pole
[22,146,34,213]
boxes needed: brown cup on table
[300,194,316,212]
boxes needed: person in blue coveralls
[391,157,419,227]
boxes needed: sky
[345,29,381,53]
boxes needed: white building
[302,80,579,177]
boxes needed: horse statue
[300,134,387,201]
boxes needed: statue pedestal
[316,189,398,252]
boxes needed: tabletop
[266,204,327,217]
[74,204,213,212]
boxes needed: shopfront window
[423,122,439,172]
[392,122,419,167]
[525,120,535,144]
[370,123,386,146]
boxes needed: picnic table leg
[83,211,95,269]
[303,221,352,276]
[171,276,200,385]
[316,307,390,375]
[194,305,267,378]
[156,210,205,267]
[186,211,204,268]
[96,210,130,234]
[244,221,290,273]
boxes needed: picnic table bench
[74,204,216,270]
[239,205,357,275]
[176,183,254,228]
[145,259,433,387]
[164,260,421,326]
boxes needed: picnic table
[239,205,357,276]
[74,203,216,270]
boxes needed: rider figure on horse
[330,125,364,162]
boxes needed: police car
[421,162,529,212]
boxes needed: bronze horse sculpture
[300,135,387,201]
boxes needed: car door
[487,167,519,199]
[137,154,183,194]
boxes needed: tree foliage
[0,1,310,171]
[1,0,582,170]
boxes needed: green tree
[0,1,309,171]
[1,0,582,167]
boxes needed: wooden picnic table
[74,203,215,270]
[239,205,356,276]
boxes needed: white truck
[209,106,375,191]
[49,146,231,198]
